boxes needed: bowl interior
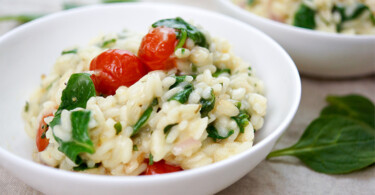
[0,2,300,185]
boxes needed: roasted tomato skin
[143,160,183,175]
[36,113,53,152]
[138,27,178,71]
[90,49,148,95]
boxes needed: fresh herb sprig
[132,98,159,136]
[293,3,316,29]
[267,94,375,174]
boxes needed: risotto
[233,0,375,34]
[22,17,267,175]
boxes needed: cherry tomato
[138,27,178,71]
[90,49,148,95]
[36,113,53,152]
[143,160,183,175]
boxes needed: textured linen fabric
[1,0,374,194]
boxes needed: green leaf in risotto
[132,98,159,136]
[207,124,234,142]
[293,3,316,29]
[168,84,194,104]
[200,88,215,117]
[231,110,250,133]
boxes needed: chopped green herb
[61,49,77,55]
[293,3,316,29]
[149,153,154,165]
[132,144,138,151]
[207,124,234,142]
[181,48,186,55]
[231,110,250,133]
[168,84,194,104]
[213,68,231,77]
[132,98,158,136]
[24,102,29,112]
[248,67,252,71]
[114,122,122,135]
[40,131,46,139]
[152,17,208,48]
[164,123,178,137]
[267,94,375,174]
[200,89,215,117]
[101,38,116,48]
[169,75,187,89]
[235,102,242,110]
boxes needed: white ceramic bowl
[0,3,301,195]
[218,0,375,78]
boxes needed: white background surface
[0,0,374,194]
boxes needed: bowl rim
[218,0,375,40]
[0,2,301,182]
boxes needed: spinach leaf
[114,122,122,135]
[169,75,187,89]
[164,123,177,137]
[207,124,234,142]
[231,110,250,133]
[152,17,208,48]
[73,163,100,171]
[149,153,154,165]
[333,3,375,32]
[247,0,255,6]
[132,98,158,136]
[49,73,96,129]
[0,14,43,23]
[168,84,194,104]
[54,110,95,165]
[267,116,375,174]
[293,3,316,29]
[212,68,231,77]
[267,94,375,174]
[321,95,374,128]
[61,49,77,55]
[200,89,215,117]
[101,38,116,48]
[133,145,138,151]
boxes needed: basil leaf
[54,110,95,165]
[321,94,374,128]
[114,122,122,135]
[61,49,77,55]
[168,84,194,104]
[164,123,177,137]
[200,89,215,117]
[152,17,208,48]
[213,68,231,77]
[293,3,316,29]
[267,116,375,174]
[207,124,234,142]
[49,73,96,129]
[231,110,250,133]
[169,75,187,89]
[132,98,158,136]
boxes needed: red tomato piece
[90,49,148,95]
[138,27,178,71]
[36,113,53,152]
[143,160,183,175]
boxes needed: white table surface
[1,0,374,194]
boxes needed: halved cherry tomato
[138,27,178,71]
[90,49,148,95]
[143,160,183,175]
[36,113,53,152]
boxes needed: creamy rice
[233,0,375,34]
[22,22,267,175]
